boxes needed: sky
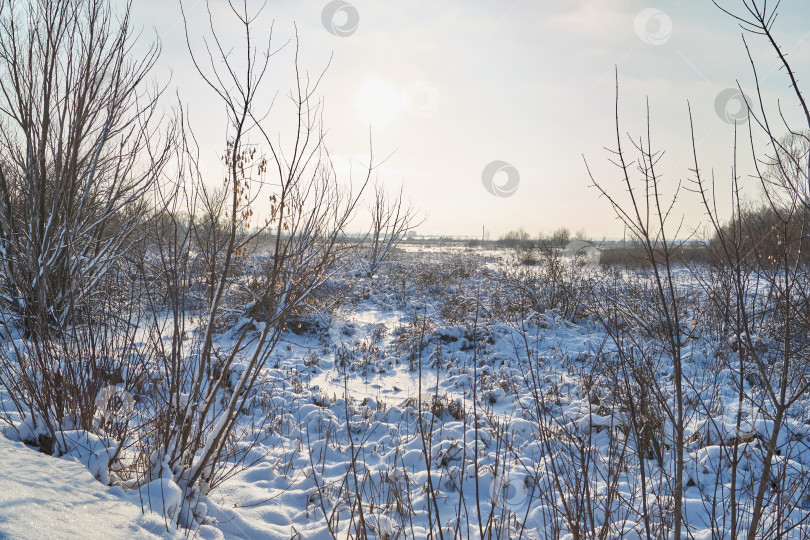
[130,0,810,240]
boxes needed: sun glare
[353,77,401,127]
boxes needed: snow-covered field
[0,435,186,539]
[2,245,810,539]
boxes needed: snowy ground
[0,435,184,539]
[2,246,810,538]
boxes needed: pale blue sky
[132,0,810,239]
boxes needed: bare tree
[586,1,810,538]
[134,1,371,514]
[0,0,174,463]
[586,84,691,540]
[0,0,172,335]
[364,181,422,278]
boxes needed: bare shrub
[583,2,810,538]
[364,181,423,278]
[128,2,373,521]
[498,245,596,321]
[0,267,147,465]
[0,0,172,334]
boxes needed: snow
[0,435,184,539]
[2,248,810,538]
